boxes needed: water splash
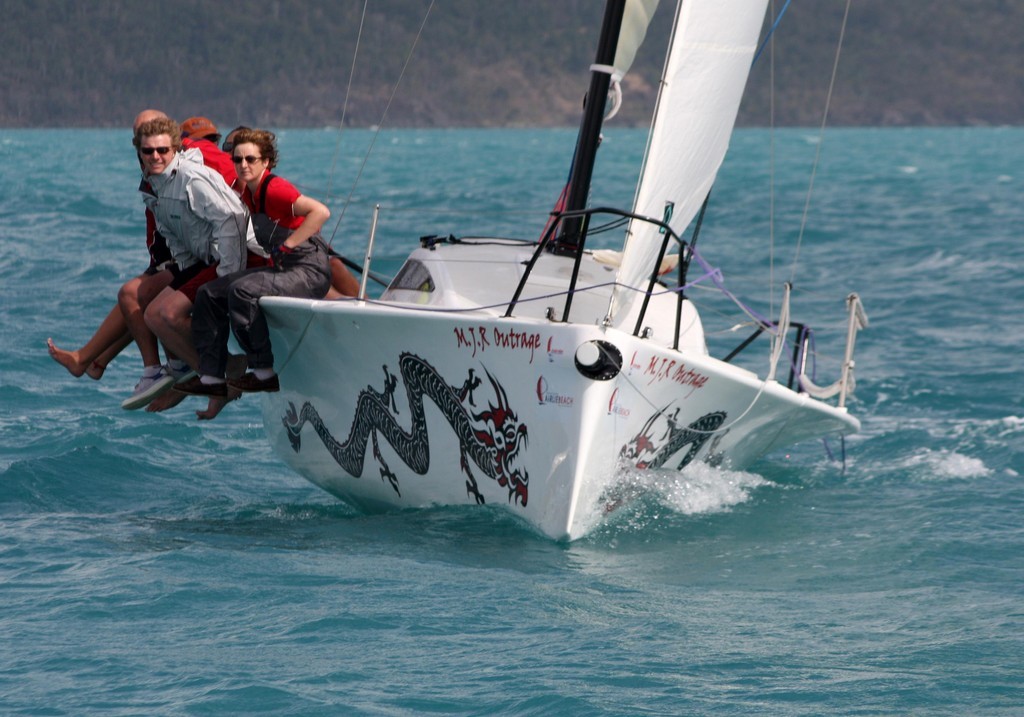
[898,448,993,480]
[581,461,771,537]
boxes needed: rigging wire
[751,0,792,66]
[768,0,777,326]
[323,0,370,205]
[324,0,437,249]
[788,0,853,285]
[278,0,431,337]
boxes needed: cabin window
[390,260,435,293]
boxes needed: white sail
[612,0,770,318]
[613,0,661,79]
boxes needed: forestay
[611,0,771,320]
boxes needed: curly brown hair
[134,117,182,151]
[229,128,278,169]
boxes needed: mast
[550,0,627,256]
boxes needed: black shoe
[174,375,228,397]
[227,372,280,393]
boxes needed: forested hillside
[1,0,1020,128]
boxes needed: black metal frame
[506,206,694,345]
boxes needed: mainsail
[612,0,771,319]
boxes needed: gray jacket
[141,149,265,276]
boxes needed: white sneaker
[121,366,177,410]
[167,362,196,383]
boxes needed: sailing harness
[248,172,335,270]
[250,173,292,250]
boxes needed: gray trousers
[192,239,331,376]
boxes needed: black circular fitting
[574,340,622,381]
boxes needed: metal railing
[794,292,869,408]
[722,284,868,408]
[506,206,689,344]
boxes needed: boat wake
[581,461,771,537]
[897,448,994,481]
[855,414,1019,482]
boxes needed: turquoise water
[2,127,1022,715]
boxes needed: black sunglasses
[232,155,263,164]
[140,146,172,156]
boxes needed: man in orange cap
[180,116,236,186]
[180,116,221,144]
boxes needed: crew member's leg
[229,246,330,393]
[47,303,130,377]
[145,287,199,371]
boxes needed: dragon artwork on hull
[600,407,729,514]
[619,408,728,471]
[282,352,530,505]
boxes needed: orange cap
[180,116,220,140]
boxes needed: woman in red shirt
[179,128,332,418]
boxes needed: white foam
[901,448,993,480]
[946,416,1024,443]
[582,461,770,536]
[997,415,1024,433]
[651,461,769,514]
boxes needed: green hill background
[2,0,1020,128]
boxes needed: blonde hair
[134,117,182,151]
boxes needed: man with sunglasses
[127,114,240,412]
[48,109,186,408]
[134,117,268,406]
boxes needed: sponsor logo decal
[607,388,630,417]
[536,376,574,407]
[546,336,565,363]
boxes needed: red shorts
[172,252,271,303]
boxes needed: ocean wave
[896,448,993,481]
[952,415,1024,438]
[0,445,178,512]
[845,411,1022,484]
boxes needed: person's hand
[271,243,294,270]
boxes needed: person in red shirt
[177,128,332,419]
[180,116,237,186]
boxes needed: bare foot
[47,338,87,377]
[86,360,106,381]
[146,389,189,413]
[196,388,242,421]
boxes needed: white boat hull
[253,0,869,540]
[260,273,858,540]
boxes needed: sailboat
[259,0,868,540]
